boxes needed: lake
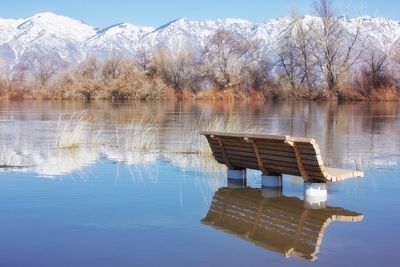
[0,100,399,266]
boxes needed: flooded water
[0,100,399,266]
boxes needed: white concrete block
[304,182,328,209]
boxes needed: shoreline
[1,87,400,101]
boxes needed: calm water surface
[0,100,399,266]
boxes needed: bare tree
[312,0,364,95]
[293,15,317,95]
[203,29,261,89]
[241,56,273,90]
[0,58,7,80]
[361,48,389,91]
[151,47,202,92]
[69,57,101,99]
[75,57,99,80]
[135,48,153,76]
[276,25,304,94]
[388,42,400,74]
[102,55,122,80]
[275,13,317,97]
[169,49,203,91]
[21,53,59,87]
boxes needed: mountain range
[1,12,400,72]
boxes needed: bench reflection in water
[202,187,363,261]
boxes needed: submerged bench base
[225,168,328,209]
[261,174,282,187]
[227,168,246,180]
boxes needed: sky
[0,0,399,28]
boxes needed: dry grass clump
[202,115,263,134]
[56,112,159,152]
[122,118,159,152]
[56,112,87,149]
[56,112,101,149]
[203,116,245,133]
[175,122,204,154]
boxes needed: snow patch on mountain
[84,23,154,58]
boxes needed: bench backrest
[201,131,327,181]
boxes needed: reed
[202,115,262,133]
[175,123,205,154]
[55,112,105,149]
[88,123,103,147]
[124,118,159,152]
[56,112,89,149]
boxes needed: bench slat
[214,153,324,172]
[212,148,324,168]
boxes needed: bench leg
[304,181,327,209]
[261,174,282,187]
[227,168,246,188]
[261,187,283,198]
[261,174,283,198]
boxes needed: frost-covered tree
[150,47,202,91]
[275,14,317,96]
[312,0,364,95]
[19,52,61,87]
[203,29,261,89]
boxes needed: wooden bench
[201,131,364,182]
[202,187,363,260]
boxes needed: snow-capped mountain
[83,22,153,58]
[0,12,96,72]
[1,12,400,72]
